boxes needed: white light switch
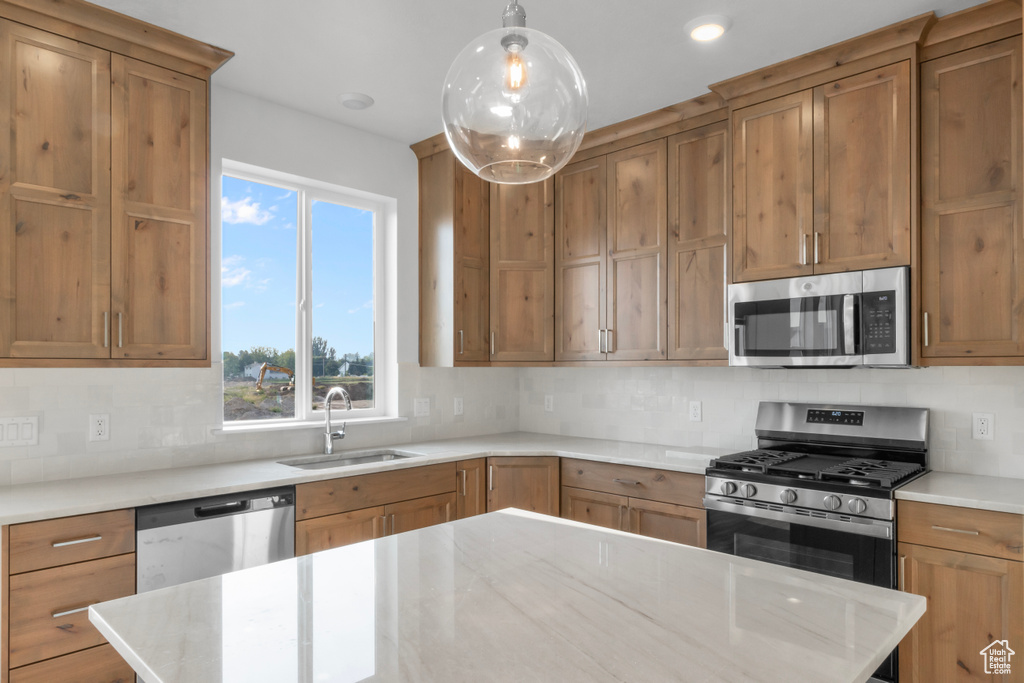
[414,398,431,417]
[0,417,39,447]
[454,397,464,416]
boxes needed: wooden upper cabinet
[419,151,490,366]
[920,37,1024,359]
[0,21,111,359]
[667,121,728,361]
[732,90,814,283]
[555,156,607,361]
[605,140,668,361]
[814,62,911,273]
[489,180,554,361]
[111,56,208,360]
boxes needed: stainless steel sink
[278,451,415,470]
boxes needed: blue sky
[221,175,374,358]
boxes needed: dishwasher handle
[195,500,250,518]
[136,486,295,531]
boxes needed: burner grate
[712,449,804,473]
[818,458,923,488]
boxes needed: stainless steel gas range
[704,401,929,683]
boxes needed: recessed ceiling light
[340,92,375,110]
[685,15,731,42]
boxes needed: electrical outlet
[89,414,110,442]
[454,397,464,416]
[413,398,430,418]
[972,413,994,440]
[544,395,554,412]
[689,401,702,422]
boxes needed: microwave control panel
[862,291,897,354]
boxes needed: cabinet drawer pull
[52,605,90,619]
[613,478,641,486]
[899,555,906,592]
[52,535,103,548]
[931,525,979,536]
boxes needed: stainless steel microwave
[728,267,909,368]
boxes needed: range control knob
[848,498,868,515]
[823,495,842,511]
[721,481,737,496]
[779,489,797,505]
[742,484,757,499]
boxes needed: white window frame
[220,159,391,428]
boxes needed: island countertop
[90,510,925,683]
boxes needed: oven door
[706,504,897,682]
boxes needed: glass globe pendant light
[441,0,588,184]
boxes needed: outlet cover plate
[544,395,554,412]
[89,414,110,442]
[454,397,464,416]
[972,413,994,440]
[0,417,38,447]
[414,398,430,418]
[689,401,702,422]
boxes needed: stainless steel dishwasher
[136,486,295,593]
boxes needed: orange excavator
[254,363,314,392]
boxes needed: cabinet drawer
[9,554,136,668]
[9,509,135,574]
[9,644,134,683]
[297,462,457,520]
[561,459,704,508]
[898,500,1023,561]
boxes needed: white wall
[519,365,1024,479]
[0,87,519,487]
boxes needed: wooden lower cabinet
[456,458,487,519]
[486,456,559,516]
[388,492,456,536]
[9,644,134,683]
[561,485,706,548]
[899,542,1023,682]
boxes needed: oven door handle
[843,294,856,356]
[703,497,893,540]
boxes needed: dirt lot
[224,378,373,422]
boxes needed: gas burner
[818,458,923,488]
[712,449,803,473]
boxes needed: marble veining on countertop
[90,509,926,683]
[0,432,731,526]
[896,471,1024,515]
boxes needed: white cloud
[224,301,245,310]
[221,196,274,225]
[348,299,373,314]
[222,255,251,287]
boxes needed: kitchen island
[90,509,925,683]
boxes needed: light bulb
[507,49,526,90]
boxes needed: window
[220,161,386,424]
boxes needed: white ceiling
[89,0,989,146]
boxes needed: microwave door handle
[734,319,746,356]
[843,294,856,355]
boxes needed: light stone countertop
[90,509,926,683]
[0,432,730,526]
[896,471,1024,515]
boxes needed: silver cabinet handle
[52,605,90,619]
[813,232,820,264]
[613,478,641,486]
[801,234,809,265]
[117,312,123,348]
[52,535,103,548]
[490,332,495,356]
[461,469,467,496]
[390,514,396,535]
[598,329,605,353]
[458,329,464,355]
[380,515,387,536]
[488,464,494,491]
[899,555,906,591]
[103,312,109,348]
[931,525,979,536]
[923,312,930,347]
[606,329,614,354]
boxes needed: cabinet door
[9,643,134,683]
[387,492,456,536]
[295,506,384,555]
[667,122,728,361]
[629,499,705,548]
[489,180,554,361]
[0,21,111,359]
[110,55,208,360]
[814,62,911,273]
[555,157,607,361]
[606,140,668,360]
[899,542,1023,683]
[454,164,490,362]
[561,486,628,532]
[920,38,1024,358]
[732,91,814,282]
[486,456,559,516]
[456,458,487,519]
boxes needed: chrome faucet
[324,386,353,454]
